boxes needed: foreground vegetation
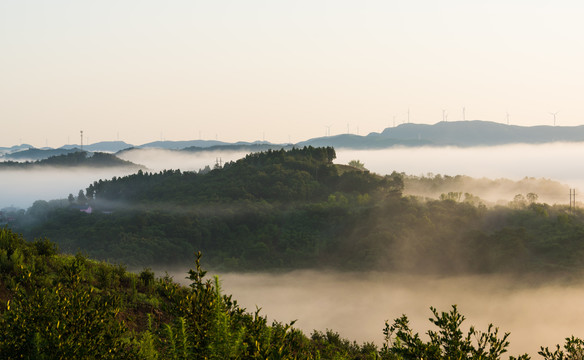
[1,228,582,359]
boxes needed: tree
[381,305,529,360]
[526,193,539,204]
[348,160,367,171]
[27,200,50,220]
[77,189,87,205]
[510,194,527,209]
[539,336,584,360]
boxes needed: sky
[1,0,584,148]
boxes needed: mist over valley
[2,142,581,209]
[165,270,584,357]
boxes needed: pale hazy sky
[1,0,583,148]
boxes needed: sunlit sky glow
[2,0,583,148]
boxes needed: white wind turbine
[550,112,559,126]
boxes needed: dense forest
[1,227,582,359]
[8,146,584,276]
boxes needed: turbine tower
[550,112,559,126]
[325,124,333,137]
[80,130,83,151]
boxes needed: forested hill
[0,151,144,170]
[85,146,401,204]
[12,146,584,276]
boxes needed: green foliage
[539,336,584,360]
[311,330,378,360]
[0,265,130,358]
[33,237,58,256]
[381,305,530,360]
[139,268,155,287]
[348,159,367,171]
[1,229,584,359]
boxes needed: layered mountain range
[3,120,584,161]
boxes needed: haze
[2,143,582,209]
[2,1,584,147]
[192,271,584,357]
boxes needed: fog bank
[4,143,584,209]
[0,167,139,209]
[171,270,583,357]
[117,148,252,172]
[336,143,584,188]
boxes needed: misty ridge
[7,145,584,275]
[0,151,144,170]
[2,142,583,210]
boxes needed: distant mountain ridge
[60,141,133,153]
[299,120,584,148]
[1,147,81,161]
[4,121,584,161]
[375,120,584,146]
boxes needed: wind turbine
[324,124,333,137]
[442,109,447,122]
[550,112,559,126]
[506,112,510,125]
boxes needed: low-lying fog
[335,143,584,189]
[117,148,252,173]
[2,142,584,209]
[0,150,250,209]
[170,270,583,357]
[0,167,139,210]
